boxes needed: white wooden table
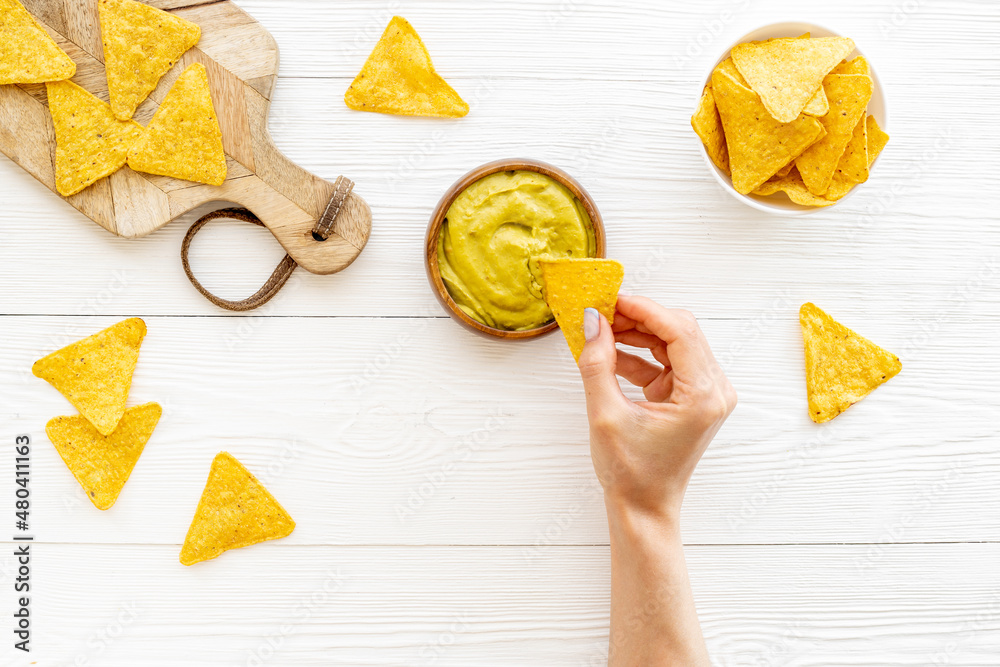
[2,1,999,664]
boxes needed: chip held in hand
[180,452,296,566]
[799,302,901,423]
[540,258,624,362]
[33,318,147,436]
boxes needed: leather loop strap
[181,178,356,311]
[181,207,297,312]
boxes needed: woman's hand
[579,294,737,518]
[577,295,736,666]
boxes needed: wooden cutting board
[0,0,371,275]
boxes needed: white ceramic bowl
[696,22,888,215]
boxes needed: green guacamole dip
[437,170,596,330]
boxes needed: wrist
[604,491,681,538]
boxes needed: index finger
[614,295,714,378]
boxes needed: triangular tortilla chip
[539,258,623,362]
[180,452,296,565]
[802,85,829,116]
[46,80,143,196]
[866,114,889,164]
[834,112,869,184]
[45,402,161,510]
[796,74,872,195]
[0,0,76,84]
[800,302,901,423]
[753,167,834,207]
[345,16,468,118]
[691,86,729,175]
[825,116,888,201]
[127,63,227,186]
[831,55,869,76]
[731,35,854,122]
[711,68,825,194]
[98,0,200,120]
[33,318,146,435]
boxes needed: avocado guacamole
[437,170,596,330]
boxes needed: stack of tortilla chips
[0,0,225,196]
[692,34,889,207]
[33,318,161,510]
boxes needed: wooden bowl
[425,159,606,339]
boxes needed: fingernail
[583,308,600,341]
[617,288,631,296]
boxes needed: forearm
[605,498,710,667]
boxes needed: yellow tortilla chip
[45,403,161,510]
[796,74,872,195]
[46,80,142,196]
[866,115,889,164]
[539,258,623,362]
[714,57,747,86]
[128,63,227,186]
[98,0,200,120]
[731,36,854,122]
[753,167,834,207]
[345,16,468,118]
[800,302,901,423]
[33,318,146,436]
[691,86,729,175]
[831,55,869,76]
[826,116,889,201]
[711,68,825,195]
[802,86,829,116]
[0,0,76,84]
[180,452,296,565]
[835,112,869,184]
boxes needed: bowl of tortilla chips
[691,23,889,214]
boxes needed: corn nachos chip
[33,318,146,436]
[345,16,468,118]
[0,0,76,84]
[800,302,901,423]
[802,85,829,116]
[180,452,296,566]
[46,402,161,510]
[795,73,872,196]
[866,114,890,164]
[831,55,870,77]
[731,35,854,122]
[834,112,869,184]
[711,67,825,195]
[539,258,623,362]
[691,86,729,175]
[128,63,227,186]
[753,167,834,207]
[46,80,143,197]
[98,0,200,120]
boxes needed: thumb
[577,308,627,417]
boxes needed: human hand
[577,295,737,518]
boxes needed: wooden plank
[0,543,996,666]
[1,315,996,546]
